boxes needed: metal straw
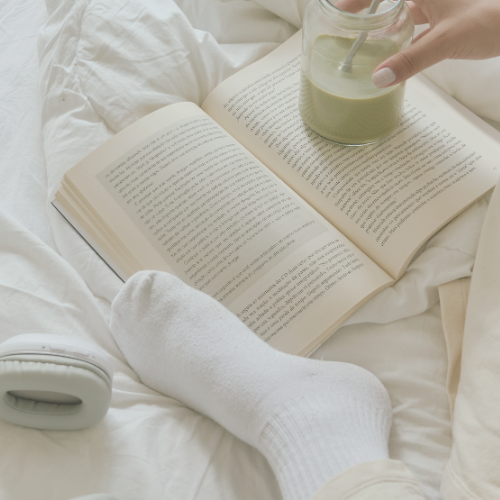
[338,0,382,72]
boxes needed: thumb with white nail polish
[372,67,396,88]
[370,0,500,88]
[371,24,454,88]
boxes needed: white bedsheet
[1,0,500,498]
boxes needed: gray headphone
[0,334,113,430]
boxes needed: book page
[60,102,392,355]
[202,31,500,279]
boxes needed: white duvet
[1,0,500,498]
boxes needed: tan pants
[310,460,424,499]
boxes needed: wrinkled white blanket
[1,0,500,498]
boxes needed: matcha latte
[300,35,404,145]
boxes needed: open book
[54,31,500,356]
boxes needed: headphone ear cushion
[0,355,112,430]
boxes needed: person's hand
[336,0,500,88]
[373,0,500,87]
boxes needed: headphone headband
[0,334,113,381]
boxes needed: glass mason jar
[299,0,414,146]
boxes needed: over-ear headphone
[0,334,113,430]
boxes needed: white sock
[110,271,392,500]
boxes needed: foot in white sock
[110,271,392,500]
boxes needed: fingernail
[372,67,396,88]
